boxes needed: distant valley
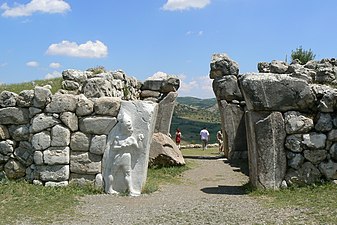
[170,97,221,144]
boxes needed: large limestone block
[93,97,121,116]
[45,94,77,113]
[8,125,30,141]
[0,91,18,107]
[82,78,114,98]
[4,159,26,179]
[39,165,70,182]
[70,152,102,174]
[17,90,34,107]
[239,73,315,111]
[33,86,52,108]
[14,141,34,166]
[44,147,70,165]
[102,100,158,196]
[212,76,243,101]
[51,125,71,147]
[246,111,286,189]
[209,53,239,79]
[76,94,94,116]
[89,135,107,155]
[149,132,185,167]
[154,92,177,134]
[142,74,180,93]
[284,111,314,134]
[70,132,90,151]
[0,107,29,125]
[79,116,117,135]
[60,112,78,132]
[218,100,247,159]
[32,131,51,150]
[30,113,60,133]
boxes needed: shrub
[291,46,316,65]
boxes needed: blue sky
[1,0,337,98]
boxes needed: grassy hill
[170,97,221,144]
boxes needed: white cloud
[1,0,70,17]
[162,0,210,11]
[49,62,61,68]
[0,62,8,67]
[186,30,204,36]
[45,70,61,79]
[26,61,39,67]
[46,40,108,58]
[178,75,214,98]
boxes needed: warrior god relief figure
[105,112,144,196]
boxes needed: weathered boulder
[82,78,114,98]
[8,125,30,141]
[93,97,121,116]
[4,159,26,179]
[0,140,14,155]
[30,113,60,133]
[32,131,51,150]
[14,141,34,166]
[70,132,90,151]
[39,165,70,182]
[212,75,243,101]
[89,135,107,155]
[149,132,185,167]
[76,94,94,116]
[79,116,117,135]
[44,147,70,165]
[0,91,18,107]
[270,60,289,74]
[60,112,78,132]
[284,111,314,134]
[45,94,77,113]
[70,152,101,174]
[302,133,326,149]
[319,160,337,180]
[240,73,315,111]
[33,86,52,108]
[285,162,321,185]
[17,90,34,107]
[0,107,29,125]
[51,125,71,147]
[209,53,239,79]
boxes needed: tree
[291,46,316,65]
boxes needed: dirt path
[59,158,304,225]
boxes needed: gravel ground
[53,158,313,225]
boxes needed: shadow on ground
[201,185,248,195]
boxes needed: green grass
[250,182,337,224]
[0,77,63,94]
[143,160,194,194]
[0,181,102,225]
[181,147,220,157]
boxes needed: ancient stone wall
[0,69,180,194]
[211,54,337,189]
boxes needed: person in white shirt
[199,127,210,150]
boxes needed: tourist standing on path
[216,129,224,154]
[200,127,209,150]
[175,128,182,149]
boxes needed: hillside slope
[170,97,221,144]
